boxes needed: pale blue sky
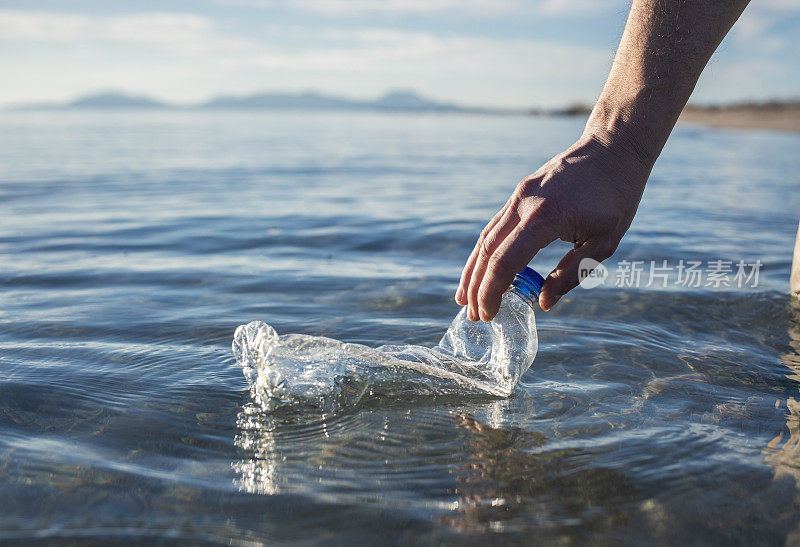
[0,0,797,108]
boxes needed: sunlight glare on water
[1,110,800,543]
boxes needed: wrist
[583,96,663,172]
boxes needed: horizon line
[5,88,800,113]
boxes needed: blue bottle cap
[511,266,545,303]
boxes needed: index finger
[456,203,511,306]
[476,222,554,321]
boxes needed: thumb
[539,241,612,310]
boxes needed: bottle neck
[509,284,536,308]
[509,267,545,308]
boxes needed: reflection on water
[765,300,800,481]
[231,398,639,538]
[764,298,800,546]
[229,289,800,542]
[234,403,283,495]
[2,111,800,542]
[444,413,635,536]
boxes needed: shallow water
[1,110,800,543]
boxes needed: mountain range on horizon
[11,90,794,116]
[9,90,498,113]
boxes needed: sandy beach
[679,103,800,133]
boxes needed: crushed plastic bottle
[233,267,544,413]
[378,266,543,396]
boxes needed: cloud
[216,0,522,15]
[215,0,620,17]
[245,27,608,77]
[751,0,800,15]
[537,0,613,16]
[730,2,800,52]
[0,10,257,55]
[0,9,611,107]
[217,25,611,106]
[694,58,789,103]
[3,3,792,109]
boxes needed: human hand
[455,132,653,321]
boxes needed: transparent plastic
[233,271,540,414]
[378,288,537,396]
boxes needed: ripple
[3,111,800,542]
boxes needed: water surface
[1,110,800,543]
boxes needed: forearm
[458,0,753,317]
[585,0,750,167]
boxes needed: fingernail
[468,308,477,321]
[479,308,487,322]
[455,287,464,304]
[541,294,560,311]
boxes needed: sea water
[3,110,800,543]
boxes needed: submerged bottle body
[379,267,542,396]
[438,288,537,393]
[234,267,544,413]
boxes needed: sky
[0,0,798,109]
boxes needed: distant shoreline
[6,91,800,134]
[537,101,800,134]
[678,103,800,134]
